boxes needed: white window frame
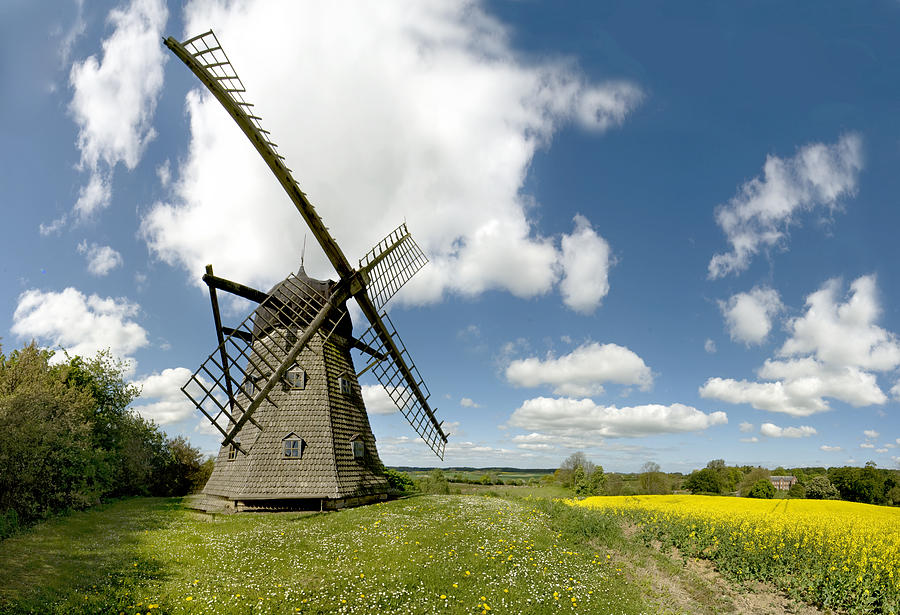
[285,368,306,390]
[282,434,304,459]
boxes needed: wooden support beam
[206,264,236,416]
[202,272,269,304]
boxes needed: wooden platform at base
[184,492,388,514]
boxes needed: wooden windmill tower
[167,31,448,511]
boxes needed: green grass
[0,495,646,614]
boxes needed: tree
[746,478,776,499]
[587,466,606,495]
[684,468,722,494]
[738,467,771,497]
[805,475,839,500]
[573,466,588,495]
[558,452,596,488]
[160,436,208,496]
[829,464,887,504]
[788,482,806,499]
[416,469,450,494]
[0,344,97,521]
[0,342,210,536]
[639,461,669,495]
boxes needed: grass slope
[0,495,646,614]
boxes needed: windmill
[167,31,448,511]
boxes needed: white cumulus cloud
[11,288,148,371]
[701,275,898,416]
[720,286,782,346]
[558,214,612,314]
[141,0,640,309]
[779,275,900,371]
[460,397,480,408]
[708,134,862,278]
[77,241,123,276]
[739,421,754,433]
[361,384,401,415]
[820,445,843,452]
[505,341,652,396]
[131,367,197,424]
[864,429,879,439]
[508,397,727,439]
[67,0,167,221]
[759,422,816,438]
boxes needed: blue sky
[3,0,900,472]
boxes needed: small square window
[227,442,240,461]
[285,368,306,390]
[350,438,364,460]
[339,376,352,395]
[283,438,303,458]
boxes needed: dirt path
[606,528,833,614]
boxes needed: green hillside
[0,494,823,614]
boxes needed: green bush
[0,343,209,534]
[684,468,722,494]
[0,508,19,540]
[383,468,415,493]
[746,478,776,499]
[788,482,806,499]
[415,469,450,494]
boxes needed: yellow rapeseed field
[575,495,900,613]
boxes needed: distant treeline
[393,455,900,506]
[0,343,212,539]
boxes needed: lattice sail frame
[182,274,344,451]
[358,313,445,458]
[359,223,428,312]
[178,31,291,169]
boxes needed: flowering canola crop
[575,495,900,614]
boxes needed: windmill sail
[359,223,429,312]
[357,311,446,459]
[168,30,449,462]
[164,31,354,279]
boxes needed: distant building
[769,475,797,491]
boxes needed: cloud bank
[506,341,652,396]
[141,0,640,312]
[12,288,148,371]
[508,397,727,439]
[701,275,900,415]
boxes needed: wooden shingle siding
[201,321,387,508]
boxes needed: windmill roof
[252,266,352,339]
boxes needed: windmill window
[227,441,240,461]
[339,376,352,395]
[282,434,304,459]
[349,434,364,460]
[284,368,306,390]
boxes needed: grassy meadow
[4,491,896,614]
[0,495,648,615]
